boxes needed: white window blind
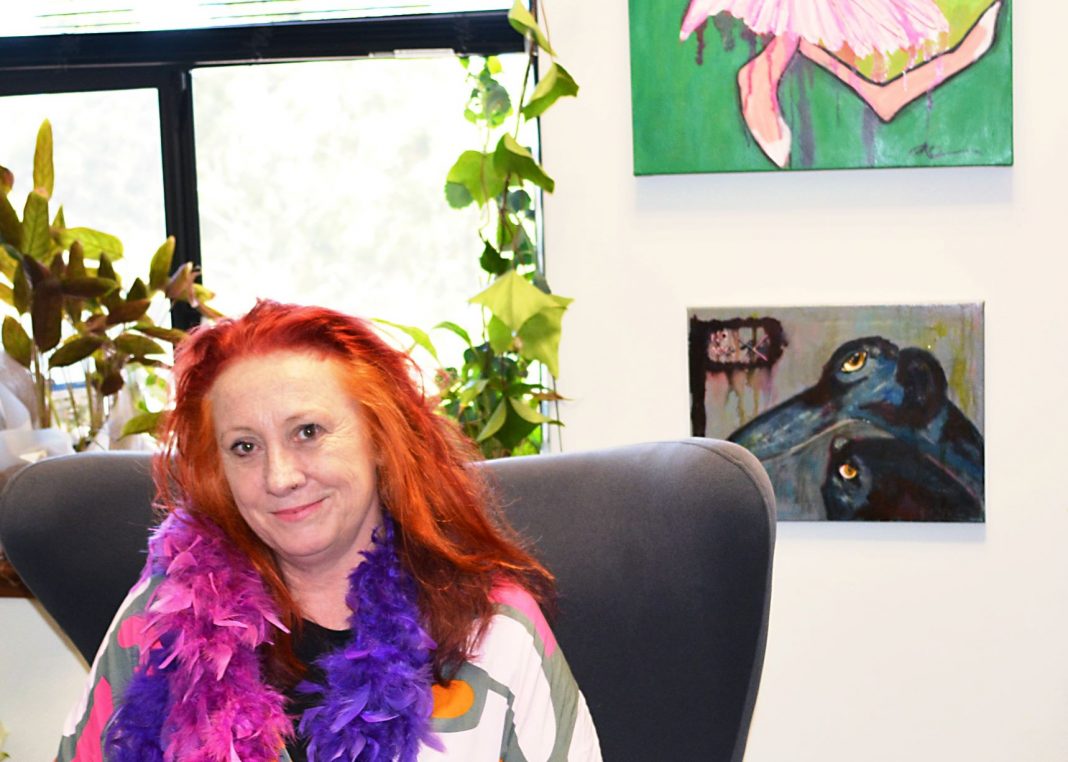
[3,1,510,37]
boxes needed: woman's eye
[230,440,255,456]
[297,423,321,440]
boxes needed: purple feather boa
[105,510,438,761]
[297,519,441,761]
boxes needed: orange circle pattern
[431,679,475,719]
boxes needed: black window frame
[0,11,523,327]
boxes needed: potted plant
[0,120,220,455]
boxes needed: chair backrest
[0,438,775,761]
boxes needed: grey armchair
[0,438,775,761]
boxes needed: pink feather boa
[106,509,436,761]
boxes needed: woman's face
[208,349,383,581]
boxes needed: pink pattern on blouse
[71,677,113,762]
[491,583,558,658]
[117,613,146,650]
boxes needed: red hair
[154,300,555,682]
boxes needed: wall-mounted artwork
[629,0,1012,172]
[688,304,984,521]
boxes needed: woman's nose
[265,448,306,495]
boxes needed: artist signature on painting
[910,142,978,160]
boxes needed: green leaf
[476,399,508,442]
[48,335,105,368]
[31,276,63,351]
[52,205,65,229]
[373,318,440,363]
[66,240,86,278]
[194,283,215,302]
[495,214,533,258]
[0,283,11,307]
[106,299,151,325]
[2,316,31,367]
[433,320,472,347]
[458,378,489,406]
[33,120,54,200]
[481,77,513,128]
[96,252,117,282]
[508,0,556,56]
[507,189,532,213]
[0,194,22,250]
[522,63,580,119]
[486,55,502,74]
[487,315,513,354]
[121,410,163,438]
[132,323,186,344]
[61,275,118,299]
[469,269,557,333]
[444,181,473,209]
[126,277,148,301]
[58,227,123,260]
[22,191,50,260]
[493,400,540,451]
[509,397,555,425]
[22,254,49,287]
[0,165,13,195]
[12,262,30,314]
[516,293,572,377]
[446,150,506,209]
[149,237,175,291]
[479,240,510,276]
[493,134,554,192]
[0,245,18,281]
[531,389,565,403]
[49,251,66,279]
[114,332,166,357]
[163,261,195,302]
[512,225,536,266]
[193,288,225,320]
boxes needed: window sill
[0,554,32,598]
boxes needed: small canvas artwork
[629,0,1013,172]
[688,304,984,521]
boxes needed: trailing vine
[387,1,578,458]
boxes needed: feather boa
[105,509,438,762]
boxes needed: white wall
[542,1,1066,760]
[0,598,87,759]
[3,3,1066,760]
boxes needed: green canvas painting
[629,1,1013,173]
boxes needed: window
[0,6,526,330]
[192,54,524,329]
[0,90,166,289]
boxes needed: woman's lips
[272,498,324,523]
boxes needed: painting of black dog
[689,304,984,522]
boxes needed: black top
[284,619,352,762]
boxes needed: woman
[58,300,601,761]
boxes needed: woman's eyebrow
[282,409,328,425]
[215,426,251,443]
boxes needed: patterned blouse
[57,575,602,761]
